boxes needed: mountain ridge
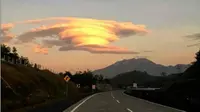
[93,58,190,78]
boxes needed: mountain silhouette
[93,58,190,78]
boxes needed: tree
[29,62,34,67]
[94,74,104,83]
[1,44,7,58]
[36,64,41,70]
[12,47,17,55]
[195,50,200,65]
[64,71,72,77]
[20,56,25,64]
[20,56,29,65]
[34,63,38,69]
[70,70,96,91]
[1,44,11,61]
[12,47,19,64]
[98,75,104,82]
[23,57,30,66]
[58,72,64,77]
[33,63,41,70]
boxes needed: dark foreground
[125,86,200,112]
[4,93,92,112]
[27,94,90,112]
[64,90,184,112]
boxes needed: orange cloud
[1,23,16,44]
[1,17,149,54]
[1,23,14,31]
[33,45,48,55]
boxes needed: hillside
[1,61,79,111]
[110,70,158,88]
[93,58,190,78]
[1,44,106,112]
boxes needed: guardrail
[124,88,200,112]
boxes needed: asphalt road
[64,90,185,112]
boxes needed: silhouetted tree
[37,64,41,69]
[64,71,72,77]
[70,70,97,92]
[12,47,17,55]
[20,56,29,65]
[94,74,104,83]
[58,72,64,77]
[12,47,19,64]
[29,62,34,67]
[1,44,7,58]
[1,44,11,61]
[195,50,200,65]
[34,63,41,70]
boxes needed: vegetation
[1,44,41,68]
[1,44,106,111]
[3,43,198,111]
[59,70,108,92]
[1,61,68,111]
[111,71,158,88]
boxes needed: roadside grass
[1,61,79,111]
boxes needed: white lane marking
[116,100,120,103]
[111,92,115,99]
[70,94,97,112]
[123,92,185,112]
[126,108,133,112]
[111,92,120,103]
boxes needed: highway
[64,90,185,112]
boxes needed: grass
[1,61,79,111]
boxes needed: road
[64,90,185,112]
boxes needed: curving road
[64,90,185,112]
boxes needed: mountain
[93,58,190,78]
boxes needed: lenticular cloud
[0,17,149,54]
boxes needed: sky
[1,0,200,72]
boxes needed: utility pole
[66,81,68,96]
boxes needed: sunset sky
[1,0,200,72]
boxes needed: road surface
[64,90,185,112]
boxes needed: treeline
[1,44,111,111]
[1,44,44,70]
[1,44,110,87]
[58,70,110,93]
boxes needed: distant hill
[93,58,190,78]
[110,70,158,87]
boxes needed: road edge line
[111,92,115,99]
[69,93,98,112]
[116,100,120,103]
[126,108,133,112]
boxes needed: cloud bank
[1,17,149,54]
[185,33,200,47]
[185,33,200,40]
